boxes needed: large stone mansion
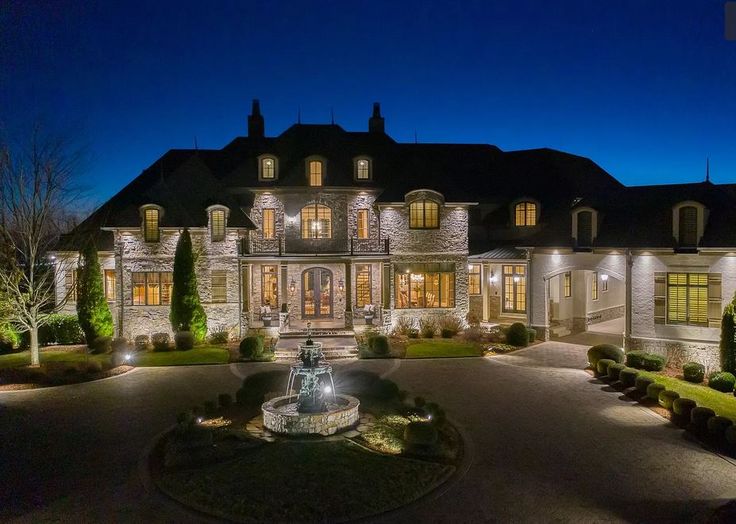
[55,101,736,368]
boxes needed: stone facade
[262,395,360,436]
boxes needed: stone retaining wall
[262,394,360,436]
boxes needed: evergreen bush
[0,323,19,353]
[175,331,195,350]
[134,335,150,351]
[720,294,736,374]
[588,344,624,368]
[707,416,734,439]
[607,362,626,381]
[239,336,264,359]
[169,229,207,342]
[111,337,129,352]
[506,322,529,347]
[646,382,666,401]
[596,358,615,376]
[641,353,667,371]
[672,398,697,419]
[368,335,390,356]
[725,425,736,447]
[690,407,716,433]
[635,375,654,393]
[152,332,171,352]
[527,328,537,342]
[709,371,736,393]
[90,336,112,354]
[619,367,639,388]
[75,241,114,346]
[658,389,680,409]
[625,350,648,369]
[682,362,705,383]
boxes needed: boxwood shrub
[239,336,264,359]
[506,323,529,347]
[588,344,624,368]
[635,375,654,393]
[403,421,438,447]
[658,389,680,410]
[707,415,734,439]
[726,425,736,447]
[672,398,697,419]
[625,350,647,369]
[708,371,736,393]
[646,382,666,401]
[641,353,667,371]
[619,367,639,388]
[134,335,150,352]
[607,363,626,381]
[152,332,170,352]
[682,362,705,384]
[690,406,716,432]
[368,335,390,356]
[90,336,112,354]
[526,328,537,343]
[174,331,195,351]
[596,358,615,376]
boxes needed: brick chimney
[248,99,265,138]
[368,102,384,134]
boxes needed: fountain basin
[262,394,360,436]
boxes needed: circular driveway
[1,342,735,522]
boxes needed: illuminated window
[563,272,571,298]
[261,157,276,179]
[502,265,526,313]
[679,206,698,246]
[409,200,439,229]
[602,275,609,292]
[667,273,708,326]
[211,209,226,241]
[105,270,116,301]
[468,264,481,295]
[301,204,332,239]
[356,265,372,307]
[143,208,160,242]
[514,202,537,226]
[309,160,323,186]
[355,158,370,180]
[211,270,227,303]
[357,209,369,239]
[65,269,77,303]
[132,272,172,305]
[395,264,455,309]
[592,271,599,301]
[261,265,278,307]
[262,208,275,239]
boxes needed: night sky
[2,0,735,205]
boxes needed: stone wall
[380,206,468,255]
[628,336,720,374]
[262,395,360,436]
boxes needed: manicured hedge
[707,416,734,439]
[646,383,666,401]
[672,398,697,419]
[625,350,647,368]
[619,368,639,388]
[708,371,736,393]
[588,344,624,368]
[690,407,716,432]
[175,331,195,351]
[658,389,680,410]
[607,363,626,381]
[368,335,390,356]
[641,354,667,371]
[152,332,171,352]
[506,323,529,347]
[682,362,705,384]
[239,336,264,359]
[403,421,438,447]
[596,358,615,376]
[635,375,655,393]
[726,425,736,447]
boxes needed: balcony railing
[239,236,390,256]
[350,237,390,255]
[240,236,284,255]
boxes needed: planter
[365,315,374,326]
[262,316,272,327]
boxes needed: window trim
[305,156,326,186]
[131,271,172,306]
[666,272,709,327]
[261,265,278,308]
[140,204,164,242]
[512,200,538,227]
[300,203,332,239]
[468,263,481,295]
[258,154,278,181]
[262,208,276,239]
[208,206,228,242]
[502,264,526,313]
[572,207,597,247]
[354,156,372,181]
[395,267,456,309]
[356,209,370,239]
[355,264,372,307]
[211,270,227,304]
[409,200,440,229]
[672,201,706,247]
[591,271,599,301]
[104,269,116,302]
[563,271,572,298]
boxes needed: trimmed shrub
[725,425,736,447]
[625,350,648,369]
[658,389,680,409]
[641,353,667,371]
[368,335,390,356]
[393,316,415,337]
[588,344,625,368]
[682,362,705,384]
[38,314,85,345]
[419,317,437,338]
[111,337,129,352]
[152,332,171,352]
[720,295,736,374]
[465,311,481,328]
[134,335,150,352]
[672,398,697,419]
[218,393,233,408]
[607,363,626,381]
[169,228,208,342]
[708,415,734,439]
[635,375,655,393]
[438,315,462,337]
[0,323,20,353]
[239,336,264,359]
[90,336,112,354]
[690,407,716,432]
[506,323,529,347]
[646,382,666,401]
[619,367,639,388]
[527,328,537,343]
[174,331,195,351]
[709,371,736,393]
[76,240,114,347]
[208,327,230,345]
[597,358,615,376]
[403,421,438,447]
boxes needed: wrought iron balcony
[239,236,389,256]
[239,236,284,256]
[349,237,390,255]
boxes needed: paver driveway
[1,342,735,522]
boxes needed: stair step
[280,330,355,338]
[274,346,358,361]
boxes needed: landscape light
[124,353,132,362]
[323,385,332,394]
[196,417,203,424]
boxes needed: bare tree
[0,126,85,366]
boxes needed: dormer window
[673,201,706,248]
[210,209,226,241]
[514,201,537,226]
[572,207,598,248]
[410,200,439,229]
[308,160,323,186]
[140,205,163,242]
[355,157,371,180]
[259,155,278,180]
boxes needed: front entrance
[302,267,333,318]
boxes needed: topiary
[619,367,639,388]
[720,294,736,374]
[641,353,667,371]
[646,382,666,401]
[90,336,112,354]
[368,335,390,356]
[76,240,115,347]
[134,335,150,352]
[658,389,680,410]
[672,398,697,419]
[682,362,705,383]
[625,350,648,369]
[709,371,736,393]
[239,336,264,359]
[607,363,626,381]
[111,337,129,352]
[690,406,716,433]
[635,375,655,393]
[725,425,736,447]
[708,416,734,441]
[588,344,625,368]
[596,358,615,376]
[169,228,208,343]
[152,332,170,352]
[403,421,438,448]
[506,322,529,347]
[527,328,537,343]
[174,331,195,351]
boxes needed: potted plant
[260,305,273,327]
[363,303,376,325]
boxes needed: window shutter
[654,272,666,324]
[382,263,391,309]
[708,273,722,328]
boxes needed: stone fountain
[262,323,360,436]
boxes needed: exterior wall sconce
[338,279,345,293]
[601,274,609,282]
[489,271,497,284]
[289,278,296,296]
[513,275,521,283]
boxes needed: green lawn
[641,371,736,420]
[404,338,482,358]
[133,346,230,366]
[0,350,111,369]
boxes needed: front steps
[274,333,358,361]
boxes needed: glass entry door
[302,268,333,318]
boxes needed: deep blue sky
[2,0,735,204]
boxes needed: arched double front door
[302,267,333,318]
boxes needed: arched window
[355,158,371,180]
[140,206,162,242]
[308,160,323,186]
[577,210,593,247]
[409,200,439,229]
[260,156,277,180]
[301,204,332,239]
[679,206,698,246]
[514,201,537,226]
[210,209,226,241]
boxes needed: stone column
[624,249,633,349]
[344,262,353,328]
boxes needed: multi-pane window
[591,271,599,300]
[301,204,332,239]
[357,209,369,239]
[667,273,708,326]
[679,206,698,246]
[468,264,481,295]
[262,208,275,239]
[356,158,370,180]
[132,272,172,305]
[395,264,455,309]
[143,208,160,242]
[409,200,439,229]
[602,275,609,292]
[502,265,526,313]
[211,210,226,241]
[211,270,227,303]
[261,157,276,179]
[356,265,372,307]
[261,265,278,307]
[105,270,116,301]
[514,202,537,226]
[563,272,572,298]
[65,269,77,303]
[577,211,593,246]
[309,160,323,186]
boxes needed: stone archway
[301,267,333,319]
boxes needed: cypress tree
[170,229,208,342]
[720,293,736,373]
[76,240,114,348]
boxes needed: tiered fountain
[262,323,360,436]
